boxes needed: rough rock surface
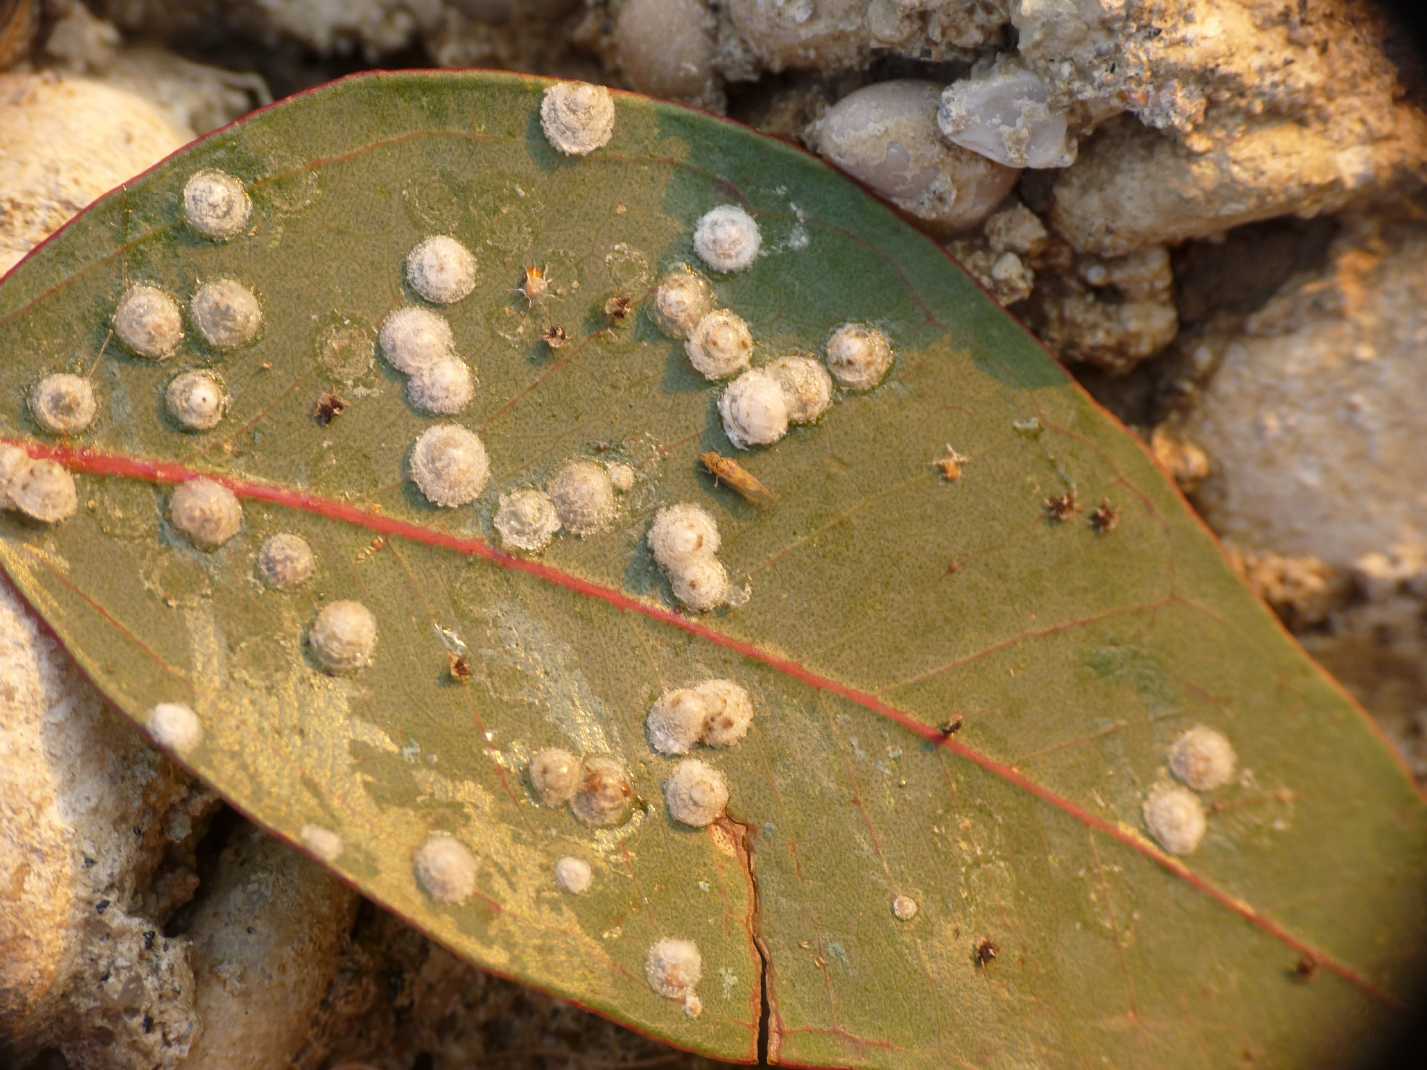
[1181,217,1427,567]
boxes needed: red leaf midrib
[2,436,1400,1008]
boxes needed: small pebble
[554,856,593,895]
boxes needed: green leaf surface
[2,71,1424,1068]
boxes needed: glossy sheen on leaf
[1,72,1425,1068]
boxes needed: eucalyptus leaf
[1,72,1423,1068]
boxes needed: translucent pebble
[1168,726,1237,792]
[29,373,97,435]
[494,488,562,552]
[547,459,616,536]
[664,758,728,827]
[406,355,475,415]
[685,309,753,381]
[647,688,711,757]
[379,307,454,374]
[409,425,490,508]
[1142,783,1207,856]
[571,755,633,827]
[308,600,377,674]
[766,355,832,424]
[718,369,789,449]
[256,533,315,590]
[809,79,1020,234]
[540,81,616,156]
[165,370,227,431]
[669,556,730,613]
[183,168,251,240]
[824,322,893,391]
[645,937,702,1000]
[9,459,78,524]
[169,477,241,549]
[190,278,262,351]
[892,894,918,921]
[147,702,201,755]
[554,856,593,895]
[405,235,477,305]
[113,284,183,359]
[413,833,478,904]
[696,679,754,748]
[651,264,715,339]
[615,0,717,101]
[529,747,582,807]
[938,60,1075,169]
[693,204,761,273]
[648,503,720,572]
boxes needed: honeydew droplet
[825,322,893,391]
[540,81,616,156]
[685,309,753,381]
[165,370,227,432]
[892,894,918,921]
[664,758,728,827]
[191,279,263,351]
[766,354,832,425]
[413,833,478,905]
[719,369,789,449]
[548,459,616,536]
[696,679,754,748]
[406,355,475,415]
[647,688,711,757]
[114,284,183,360]
[529,747,582,807]
[1168,726,1237,792]
[8,458,77,524]
[409,424,490,508]
[299,824,343,863]
[646,938,702,1001]
[693,204,761,273]
[651,264,715,339]
[257,532,315,590]
[147,702,201,755]
[183,168,251,240]
[169,478,241,550]
[571,756,633,827]
[554,856,593,895]
[380,307,454,374]
[405,235,477,305]
[308,599,377,674]
[1142,783,1206,855]
[648,503,720,572]
[29,373,97,435]
[494,488,562,552]
[669,556,730,613]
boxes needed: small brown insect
[975,939,998,967]
[1044,491,1079,523]
[542,325,568,349]
[945,560,963,577]
[939,716,964,738]
[700,450,776,508]
[1293,956,1318,981]
[604,294,634,322]
[933,445,969,483]
[447,652,472,684]
[1089,498,1119,534]
[314,391,347,426]
[517,264,548,305]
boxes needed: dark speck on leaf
[314,391,347,426]
[975,938,998,967]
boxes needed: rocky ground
[2,1,1425,1067]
